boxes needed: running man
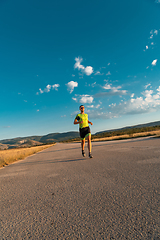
[74,105,93,158]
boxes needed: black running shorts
[79,127,91,140]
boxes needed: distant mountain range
[95,120,160,134]
[0,121,159,149]
[0,132,79,150]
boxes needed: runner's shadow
[53,158,86,163]
[18,158,86,165]
[38,147,80,154]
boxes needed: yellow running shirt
[75,113,89,129]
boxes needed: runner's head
[79,105,85,112]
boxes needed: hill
[0,132,79,149]
[95,121,160,135]
[40,132,80,143]
[0,121,159,149]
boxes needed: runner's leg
[86,134,92,153]
[86,134,93,158]
[81,139,85,151]
[81,139,86,157]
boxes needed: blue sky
[0,0,160,140]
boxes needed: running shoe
[89,153,93,158]
[82,151,86,157]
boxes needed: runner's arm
[74,119,83,124]
[88,120,93,125]
[74,119,79,124]
[74,116,83,125]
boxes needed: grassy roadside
[61,125,160,143]
[91,130,160,142]
[0,144,55,168]
[62,129,160,143]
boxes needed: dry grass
[0,144,55,168]
[92,130,160,142]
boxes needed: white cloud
[74,57,84,70]
[95,71,101,75]
[146,45,148,49]
[151,59,158,66]
[86,105,94,108]
[148,30,158,49]
[131,93,134,98]
[86,104,101,109]
[85,85,160,119]
[95,104,101,108]
[155,0,160,3]
[109,103,116,107]
[39,88,43,94]
[84,66,93,76]
[74,57,93,76]
[150,29,158,38]
[91,82,97,87]
[94,71,104,76]
[142,90,154,102]
[66,81,78,93]
[94,90,127,98]
[38,84,60,94]
[52,84,60,91]
[110,87,160,116]
[72,94,94,104]
[103,83,112,90]
[72,97,78,102]
[83,109,116,119]
[102,83,127,94]
[145,83,151,89]
[106,71,111,76]
[80,95,94,104]
[45,84,52,92]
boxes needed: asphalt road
[1,138,160,239]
